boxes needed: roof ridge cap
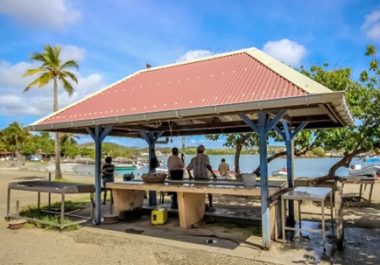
[138,47,259,73]
[245,49,332,95]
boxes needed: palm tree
[24,45,79,179]
[2,122,30,160]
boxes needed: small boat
[363,156,380,164]
[272,167,287,177]
[114,164,136,171]
[155,167,168,173]
[349,164,380,178]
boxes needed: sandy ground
[0,168,379,265]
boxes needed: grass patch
[19,200,87,231]
[47,201,87,212]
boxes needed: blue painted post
[258,112,271,249]
[285,137,295,226]
[94,127,102,224]
[141,132,163,206]
[282,121,307,226]
[148,138,157,206]
[86,125,112,224]
[240,111,287,249]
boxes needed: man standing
[186,145,217,211]
[167,147,184,208]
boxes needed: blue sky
[0,0,379,148]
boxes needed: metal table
[281,187,334,250]
[342,177,376,205]
[6,181,95,229]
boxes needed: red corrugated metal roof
[38,51,307,125]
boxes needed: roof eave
[29,92,352,132]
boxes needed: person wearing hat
[186,144,217,211]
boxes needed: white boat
[348,164,380,177]
[362,156,380,164]
[272,167,287,177]
[155,167,168,173]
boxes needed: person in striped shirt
[102,156,115,204]
[187,145,217,211]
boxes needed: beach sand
[0,167,379,265]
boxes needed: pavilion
[29,47,353,248]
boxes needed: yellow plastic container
[151,208,167,225]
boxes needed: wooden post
[240,110,288,249]
[258,112,271,248]
[148,139,157,206]
[335,181,344,251]
[285,138,295,226]
[274,121,308,227]
[141,131,163,206]
[94,127,102,223]
[86,125,112,224]
[48,172,51,209]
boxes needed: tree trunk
[53,77,62,179]
[253,151,286,175]
[15,138,21,161]
[313,150,363,184]
[234,144,243,174]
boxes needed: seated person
[167,147,184,208]
[186,145,217,211]
[102,156,115,205]
[218,158,230,177]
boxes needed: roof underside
[29,48,353,138]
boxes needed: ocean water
[73,154,354,178]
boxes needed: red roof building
[30,47,352,136]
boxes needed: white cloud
[0,45,85,89]
[0,58,104,117]
[262,39,307,67]
[60,45,86,62]
[0,0,81,30]
[177,50,214,62]
[361,9,380,42]
[0,60,37,88]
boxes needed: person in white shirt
[167,147,184,208]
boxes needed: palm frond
[24,45,79,97]
[30,53,48,63]
[24,78,43,91]
[23,67,44,77]
[61,77,74,96]
[60,60,79,70]
[62,70,78,83]
[44,45,61,68]
[37,72,53,87]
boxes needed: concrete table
[281,187,334,250]
[108,180,286,229]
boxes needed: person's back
[167,147,184,180]
[186,145,217,212]
[218,159,230,177]
[188,152,210,180]
[102,156,115,204]
[102,161,115,182]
